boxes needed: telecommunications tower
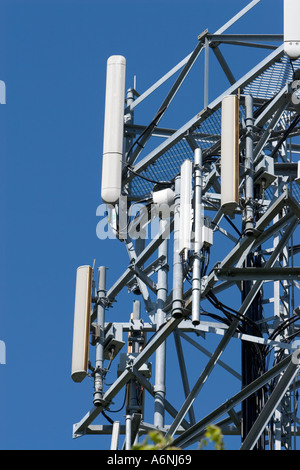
[71,0,300,450]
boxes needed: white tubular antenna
[179,159,193,259]
[221,94,240,216]
[153,187,175,219]
[284,0,300,60]
[71,265,93,383]
[101,55,126,204]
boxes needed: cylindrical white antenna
[71,265,93,383]
[101,55,126,204]
[284,0,300,60]
[221,94,240,216]
[153,187,175,219]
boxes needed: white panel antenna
[296,160,300,184]
[101,55,126,204]
[284,0,300,60]
[179,160,193,258]
[221,94,240,216]
[71,265,93,383]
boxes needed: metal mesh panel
[244,55,300,100]
[129,107,224,197]
[129,53,300,200]
[129,138,194,196]
[292,182,300,201]
[194,106,223,150]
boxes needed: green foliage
[132,431,180,450]
[132,425,225,451]
[199,425,225,450]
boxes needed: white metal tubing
[110,421,121,450]
[71,266,93,383]
[101,55,126,204]
[192,148,203,325]
[125,415,132,450]
[221,94,240,215]
[204,38,209,108]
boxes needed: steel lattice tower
[71,0,300,450]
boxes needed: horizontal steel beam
[213,40,278,50]
[275,162,298,178]
[82,422,300,437]
[215,267,300,281]
[209,34,283,43]
[104,319,298,352]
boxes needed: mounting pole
[192,148,203,325]
[244,94,255,236]
[241,95,265,446]
[154,218,169,428]
[93,266,107,406]
[125,300,144,449]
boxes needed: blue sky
[0,0,289,450]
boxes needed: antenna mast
[72,0,300,450]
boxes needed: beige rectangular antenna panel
[71,265,93,383]
[221,94,239,216]
[179,159,193,257]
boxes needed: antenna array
[72,0,300,450]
